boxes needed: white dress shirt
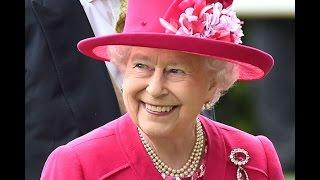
[79,0,123,88]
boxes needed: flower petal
[159,18,178,33]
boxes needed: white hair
[204,58,239,105]
[107,45,132,73]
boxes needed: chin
[138,120,174,138]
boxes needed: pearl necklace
[138,120,204,178]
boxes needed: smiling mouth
[142,102,178,115]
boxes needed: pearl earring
[202,101,214,111]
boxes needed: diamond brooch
[229,148,250,180]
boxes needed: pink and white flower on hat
[160,0,244,44]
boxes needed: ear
[204,79,217,103]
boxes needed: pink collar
[115,114,227,179]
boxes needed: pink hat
[77,0,274,80]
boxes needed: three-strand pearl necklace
[138,120,205,178]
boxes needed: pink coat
[41,114,285,180]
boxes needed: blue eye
[168,69,185,74]
[134,63,148,69]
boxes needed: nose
[146,69,168,97]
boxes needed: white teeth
[156,106,161,112]
[145,104,174,113]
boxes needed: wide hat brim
[77,32,274,80]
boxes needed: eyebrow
[130,53,152,61]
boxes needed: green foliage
[214,82,258,134]
[285,172,295,180]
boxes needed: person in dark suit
[25,0,123,179]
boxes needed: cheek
[183,92,204,110]
[179,82,209,109]
[123,80,138,105]
[122,77,145,117]
[122,89,139,123]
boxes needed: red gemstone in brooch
[229,148,250,180]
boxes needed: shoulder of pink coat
[199,115,285,180]
[41,115,135,180]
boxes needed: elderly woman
[40,0,284,179]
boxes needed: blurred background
[214,0,295,179]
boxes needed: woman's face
[122,47,216,137]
